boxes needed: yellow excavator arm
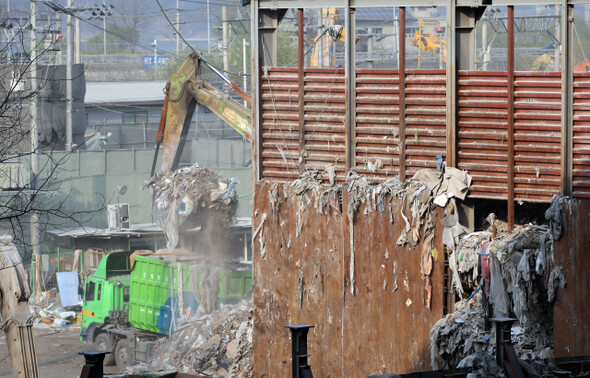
[151,53,252,175]
[0,239,39,378]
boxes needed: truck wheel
[92,333,116,366]
[115,339,131,370]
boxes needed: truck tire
[92,333,116,366]
[115,339,131,370]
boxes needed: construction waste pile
[147,164,239,253]
[125,299,253,378]
[429,195,572,373]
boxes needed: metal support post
[507,5,515,230]
[560,1,573,196]
[285,324,314,378]
[79,351,109,378]
[298,9,305,172]
[344,2,355,171]
[398,7,407,181]
[446,0,457,168]
[66,0,74,151]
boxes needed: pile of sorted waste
[147,164,239,251]
[430,195,572,371]
[126,300,253,378]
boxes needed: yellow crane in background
[412,21,447,69]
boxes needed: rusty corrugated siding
[573,72,590,199]
[304,68,347,181]
[252,181,446,377]
[553,199,590,358]
[260,67,300,181]
[405,70,447,178]
[457,71,509,200]
[355,69,401,179]
[259,68,570,201]
[513,72,561,202]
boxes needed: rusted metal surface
[252,181,446,377]
[507,6,515,229]
[514,72,562,202]
[303,68,347,181]
[260,67,568,201]
[553,199,590,358]
[260,67,300,181]
[457,71,509,199]
[404,70,447,178]
[354,69,401,179]
[572,72,590,199]
[298,9,305,173]
[398,7,407,182]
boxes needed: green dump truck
[80,251,252,369]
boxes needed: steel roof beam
[257,0,587,9]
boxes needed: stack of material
[131,300,253,378]
[430,196,573,371]
[147,164,239,252]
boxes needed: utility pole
[176,0,180,54]
[222,6,229,76]
[102,0,106,55]
[29,0,41,304]
[207,0,210,53]
[75,17,80,63]
[66,0,74,151]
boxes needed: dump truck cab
[80,251,133,344]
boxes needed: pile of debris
[430,195,573,370]
[128,300,253,377]
[147,164,239,252]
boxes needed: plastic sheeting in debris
[147,164,239,251]
[126,300,253,378]
[430,195,573,371]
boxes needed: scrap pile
[130,300,253,378]
[430,195,573,371]
[147,164,239,252]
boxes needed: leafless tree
[0,12,103,264]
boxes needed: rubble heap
[430,195,573,371]
[128,299,253,377]
[147,164,239,251]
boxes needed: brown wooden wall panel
[513,72,562,202]
[355,69,401,180]
[573,72,590,199]
[304,68,347,181]
[252,181,446,377]
[404,69,447,179]
[457,71,509,199]
[260,67,300,181]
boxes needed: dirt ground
[0,324,120,377]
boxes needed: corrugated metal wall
[259,68,580,202]
[573,72,590,199]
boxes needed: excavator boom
[154,53,252,174]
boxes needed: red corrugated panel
[513,72,562,202]
[303,68,346,182]
[573,72,590,199]
[404,69,447,179]
[458,71,509,200]
[354,69,401,180]
[260,67,301,181]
